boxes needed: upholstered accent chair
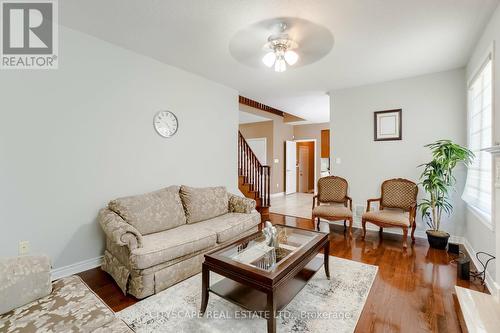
[312,176,353,236]
[362,178,418,248]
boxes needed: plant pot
[426,230,450,250]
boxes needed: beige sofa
[99,185,260,299]
[0,256,132,333]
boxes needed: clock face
[154,111,178,138]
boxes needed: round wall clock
[153,110,178,138]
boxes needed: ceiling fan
[229,17,334,73]
[261,22,299,72]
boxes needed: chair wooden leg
[343,220,347,230]
[316,217,321,231]
[379,227,383,234]
[348,218,353,238]
[362,219,366,239]
[411,221,416,243]
[402,227,408,249]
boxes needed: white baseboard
[462,238,498,298]
[270,192,285,198]
[51,256,103,281]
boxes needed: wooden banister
[238,131,271,207]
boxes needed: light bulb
[262,52,276,67]
[284,50,298,65]
[274,57,286,72]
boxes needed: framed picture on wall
[374,109,402,141]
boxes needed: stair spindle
[237,131,271,216]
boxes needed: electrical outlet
[18,241,30,255]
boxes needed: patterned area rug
[117,256,378,333]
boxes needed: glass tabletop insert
[217,225,318,271]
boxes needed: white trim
[294,139,318,193]
[270,192,285,198]
[462,238,499,300]
[466,204,494,231]
[464,46,494,226]
[51,256,103,281]
[467,42,494,87]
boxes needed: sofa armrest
[0,255,52,315]
[98,209,143,250]
[228,194,256,214]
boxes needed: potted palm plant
[419,140,474,249]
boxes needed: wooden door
[321,129,330,158]
[298,146,309,193]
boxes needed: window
[462,56,493,224]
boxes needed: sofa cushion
[0,255,52,315]
[130,224,217,269]
[195,211,261,243]
[0,276,121,332]
[180,186,229,223]
[109,186,186,235]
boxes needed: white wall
[0,27,239,270]
[330,69,467,237]
[465,3,500,293]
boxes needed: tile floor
[270,192,314,219]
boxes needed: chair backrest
[317,176,348,203]
[380,178,418,211]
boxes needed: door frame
[294,139,317,193]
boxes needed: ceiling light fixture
[262,23,299,72]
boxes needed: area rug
[117,256,378,333]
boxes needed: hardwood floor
[78,213,487,332]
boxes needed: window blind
[462,57,493,223]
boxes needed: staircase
[238,131,271,222]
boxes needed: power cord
[470,251,495,285]
[449,250,495,286]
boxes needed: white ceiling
[239,111,272,124]
[60,0,499,123]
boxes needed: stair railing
[238,131,270,207]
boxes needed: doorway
[296,141,315,193]
[285,139,317,195]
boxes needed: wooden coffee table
[200,224,330,333]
